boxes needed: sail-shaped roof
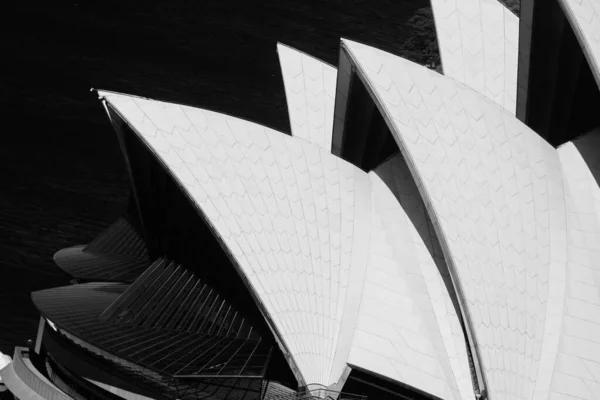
[558,0,600,87]
[344,154,474,400]
[277,43,337,151]
[99,90,479,397]
[341,38,566,399]
[431,0,519,114]
[100,90,366,385]
[28,3,600,397]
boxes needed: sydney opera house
[3,0,600,399]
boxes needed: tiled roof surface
[431,0,519,114]
[277,44,337,151]
[559,0,600,87]
[85,9,600,396]
[544,131,600,399]
[343,38,563,399]
[344,154,474,400]
[100,90,363,385]
[100,91,479,395]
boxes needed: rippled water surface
[0,0,454,355]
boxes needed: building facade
[2,0,600,399]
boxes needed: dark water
[0,0,442,355]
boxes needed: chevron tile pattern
[100,90,367,385]
[345,155,474,400]
[540,132,600,399]
[95,29,600,396]
[559,0,600,84]
[99,90,480,394]
[562,130,600,227]
[431,0,519,114]
[22,0,600,396]
[367,154,474,400]
[342,39,567,400]
[277,44,337,151]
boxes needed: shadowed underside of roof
[98,90,482,399]
[339,38,571,400]
[34,8,600,397]
[360,153,474,400]
[99,89,368,386]
[538,130,600,399]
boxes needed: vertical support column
[34,317,45,355]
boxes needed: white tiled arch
[100,66,600,399]
[277,43,337,151]
[327,153,477,400]
[100,91,478,397]
[100,90,366,385]
[341,39,566,400]
[82,7,600,395]
[558,0,600,89]
[344,154,475,400]
[431,0,519,114]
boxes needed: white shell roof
[559,0,600,87]
[342,38,565,399]
[100,90,366,385]
[100,91,476,395]
[277,43,337,151]
[346,154,474,400]
[545,131,600,399]
[431,0,519,114]
[97,15,600,396]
